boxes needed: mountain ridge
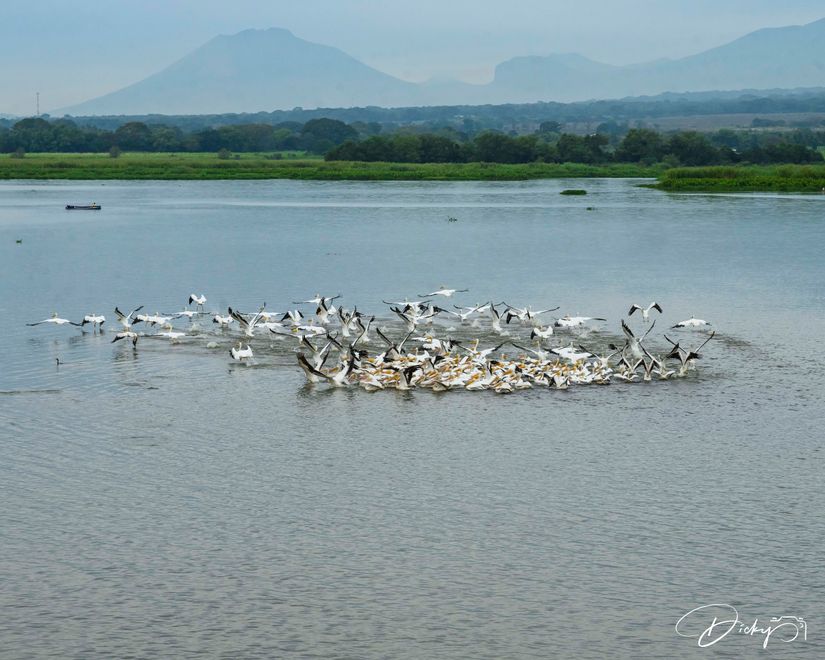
[58,18,825,115]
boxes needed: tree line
[7,89,825,134]
[2,116,823,166]
[0,117,359,155]
[327,127,824,166]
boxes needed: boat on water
[66,203,102,210]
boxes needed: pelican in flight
[297,353,327,383]
[441,303,487,323]
[79,314,105,331]
[628,302,662,322]
[621,319,656,359]
[114,305,144,330]
[672,316,711,329]
[292,293,341,306]
[112,330,139,347]
[664,332,715,374]
[502,303,559,326]
[27,313,79,327]
[169,309,204,321]
[188,293,207,309]
[418,287,469,298]
[554,315,606,329]
[228,305,267,337]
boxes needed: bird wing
[621,320,635,339]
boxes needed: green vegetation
[0,152,659,180]
[327,128,824,166]
[7,89,825,135]
[653,164,825,192]
[4,116,825,171]
[0,117,358,155]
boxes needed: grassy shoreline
[4,154,825,191]
[652,164,825,192]
[0,152,659,181]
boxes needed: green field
[653,164,825,192]
[0,152,660,181]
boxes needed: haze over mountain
[59,18,825,116]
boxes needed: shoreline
[3,154,825,192]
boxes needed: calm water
[0,179,823,658]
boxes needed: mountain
[60,28,420,115]
[58,19,825,115]
[485,18,825,103]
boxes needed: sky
[2,0,825,116]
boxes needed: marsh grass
[653,164,825,192]
[0,152,660,181]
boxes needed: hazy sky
[3,0,825,115]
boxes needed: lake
[1,179,822,658]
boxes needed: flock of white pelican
[27,290,716,394]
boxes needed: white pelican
[628,302,662,322]
[114,305,144,330]
[553,343,594,363]
[189,293,207,308]
[229,343,253,361]
[169,309,204,321]
[664,332,715,373]
[138,312,172,327]
[330,355,357,387]
[621,319,656,359]
[281,309,305,326]
[112,330,138,346]
[672,316,711,329]
[418,287,469,298]
[488,303,506,334]
[156,329,186,342]
[441,304,486,323]
[212,314,234,329]
[297,354,327,383]
[27,313,79,327]
[80,314,105,330]
[502,303,559,325]
[530,325,554,341]
[293,293,341,306]
[228,305,267,337]
[554,315,607,329]
[510,343,554,361]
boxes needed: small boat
[66,203,102,210]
